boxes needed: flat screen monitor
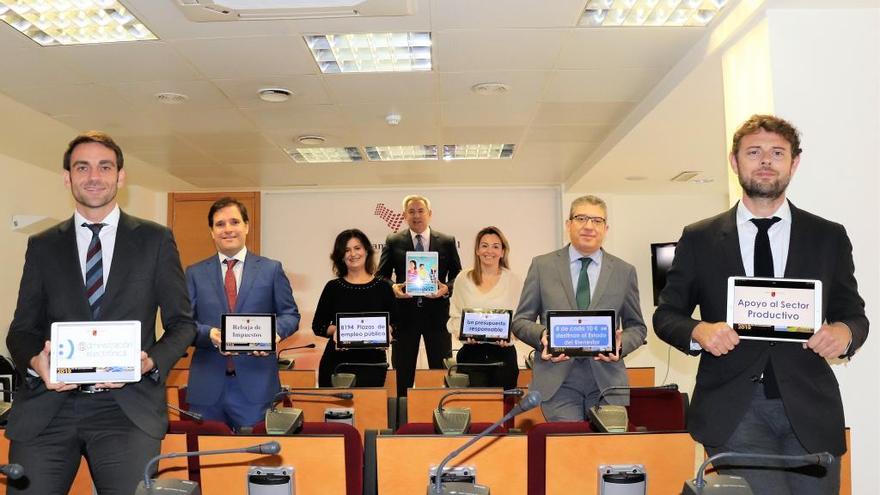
[650,242,677,306]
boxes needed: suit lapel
[400,229,416,251]
[429,231,440,252]
[207,256,228,312]
[555,247,577,309]
[101,212,136,319]
[718,206,746,276]
[591,250,614,308]
[236,254,261,311]
[58,218,92,318]
[784,203,807,277]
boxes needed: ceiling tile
[556,29,703,70]
[338,102,440,128]
[439,71,549,102]
[171,36,318,79]
[435,29,566,71]
[50,42,202,83]
[213,75,331,107]
[430,0,585,29]
[323,72,438,104]
[441,100,537,127]
[125,0,296,41]
[241,104,344,130]
[2,83,132,118]
[524,124,611,143]
[542,68,667,102]
[107,80,232,110]
[533,101,634,126]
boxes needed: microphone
[167,403,203,423]
[331,362,390,388]
[136,441,280,494]
[0,463,24,480]
[434,388,524,435]
[427,391,542,495]
[445,362,504,388]
[587,384,678,433]
[277,343,317,369]
[265,390,354,435]
[682,451,834,494]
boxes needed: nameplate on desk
[222,313,276,353]
[50,320,141,384]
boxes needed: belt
[76,384,108,394]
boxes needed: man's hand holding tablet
[546,310,617,358]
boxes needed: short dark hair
[330,229,376,277]
[732,114,803,158]
[63,131,124,171]
[208,197,249,227]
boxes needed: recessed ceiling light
[154,92,189,105]
[580,0,729,28]
[625,176,647,181]
[365,145,438,161]
[471,82,511,96]
[0,0,157,46]
[258,87,293,103]
[297,135,326,145]
[443,144,515,160]
[286,147,362,163]
[304,32,432,73]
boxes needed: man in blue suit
[185,197,300,430]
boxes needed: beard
[739,173,790,200]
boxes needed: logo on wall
[374,203,404,232]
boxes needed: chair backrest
[626,388,686,432]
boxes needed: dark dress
[313,277,396,387]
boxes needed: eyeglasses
[570,215,606,226]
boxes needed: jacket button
[769,342,776,347]
[749,375,760,382]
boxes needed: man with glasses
[513,195,646,421]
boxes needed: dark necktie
[576,257,592,310]
[415,234,425,252]
[224,259,238,312]
[751,217,782,397]
[83,223,105,319]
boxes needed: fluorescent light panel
[287,147,362,163]
[0,0,157,46]
[443,144,515,161]
[580,0,728,27]
[304,32,431,73]
[365,145,437,161]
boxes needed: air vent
[176,0,414,22]
[670,171,700,182]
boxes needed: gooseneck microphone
[682,451,834,494]
[277,343,317,356]
[445,362,504,388]
[587,383,679,433]
[167,403,203,423]
[277,343,317,369]
[427,391,542,495]
[433,388,524,435]
[0,463,24,480]
[265,390,354,435]
[136,441,280,494]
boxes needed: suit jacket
[185,253,300,406]
[6,212,196,441]
[512,246,647,405]
[653,202,868,455]
[377,228,462,324]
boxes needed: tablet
[546,310,616,357]
[336,312,391,348]
[459,308,512,343]
[726,277,822,342]
[50,320,142,384]
[221,314,276,353]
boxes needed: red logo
[374,203,404,232]
[92,329,97,337]
[770,291,776,297]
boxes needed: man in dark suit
[6,131,197,494]
[378,195,462,396]
[513,195,647,421]
[654,115,868,494]
[185,197,300,430]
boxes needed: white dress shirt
[736,200,792,277]
[74,205,120,286]
[219,248,247,291]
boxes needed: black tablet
[726,277,822,342]
[335,312,391,348]
[459,308,512,343]
[221,313,276,353]
[546,309,616,357]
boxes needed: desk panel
[406,388,505,424]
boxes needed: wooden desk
[173,347,194,369]
[545,432,695,495]
[406,388,505,424]
[197,435,347,495]
[279,369,317,389]
[283,388,388,438]
[376,434,527,495]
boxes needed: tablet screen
[727,277,822,341]
[547,310,616,356]
[459,309,512,342]
[221,314,276,353]
[336,312,390,348]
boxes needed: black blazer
[6,212,196,441]
[653,202,868,455]
[377,228,462,321]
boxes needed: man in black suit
[6,131,197,494]
[378,195,462,396]
[654,115,868,494]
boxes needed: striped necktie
[83,223,105,319]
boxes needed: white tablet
[726,277,822,342]
[51,320,142,384]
